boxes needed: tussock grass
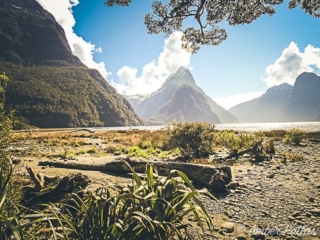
[281,152,305,163]
[263,130,287,138]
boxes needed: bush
[215,131,266,158]
[167,122,215,159]
[264,138,276,154]
[127,145,143,157]
[138,140,152,149]
[284,128,307,145]
[86,146,97,154]
[281,152,304,163]
[72,162,216,239]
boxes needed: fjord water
[88,122,320,132]
[215,122,320,132]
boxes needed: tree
[106,0,320,53]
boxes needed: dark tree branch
[106,0,319,53]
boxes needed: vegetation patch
[284,128,307,145]
[167,122,215,159]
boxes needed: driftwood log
[23,169,91,206]
[39,158,232,192]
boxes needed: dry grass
[307,131,320,139]
[263,130,287,138]
[12,129,170,160]
[281,152,305,163]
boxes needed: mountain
[280,72,320,122]
[229,83,292,123]
[126,67,239,124]
[0,0,142,127]
[155,85,221,123]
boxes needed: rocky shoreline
[203,139,320,239]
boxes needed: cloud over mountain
[111,32,192,96]
[35,0,109,78]
[262,42,320,87]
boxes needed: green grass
[70,162,217,239]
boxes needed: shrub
[215,131,265,157]
[264,138,276,154]
[138,140,152,149]
[167,122,215,159]
[61,149,75,159]
[284,128,307,145]
[86,146,97,154]
[281,152,304,163]
[127,145,143,157]
[72,163,216,239]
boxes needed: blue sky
[36,0,320,109]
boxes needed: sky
[35,0,320,109]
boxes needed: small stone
[12,159,22,164]
[221,222,235,233]
[288,216,295,221]
[236,233,247,240]
[310,208,320,216]
[292,211,300,217]
[267,173,275,178]
[251,234,265,239]
[228,181,240,189]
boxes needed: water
[86,122,320,132]
[215,122,320,132]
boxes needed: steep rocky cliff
[0,0,142,127]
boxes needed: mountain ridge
[0,0,142,128]
[280,72,320,122]
[229,83,293,123]
[230,72,320,123]
[126,67,239,124]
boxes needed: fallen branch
[26,166,44,191]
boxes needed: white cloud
[111,32,192,96]
[262,42,320,87]
[214,91,265,110]
[35,0,109,78]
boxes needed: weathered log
[39,158,232,192]
[23,173,91,207]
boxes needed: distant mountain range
[229,83,293,122]
[0,0,142,127]
[126,67,239,124]
[280,72,320,122]
[230,72,320,123]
